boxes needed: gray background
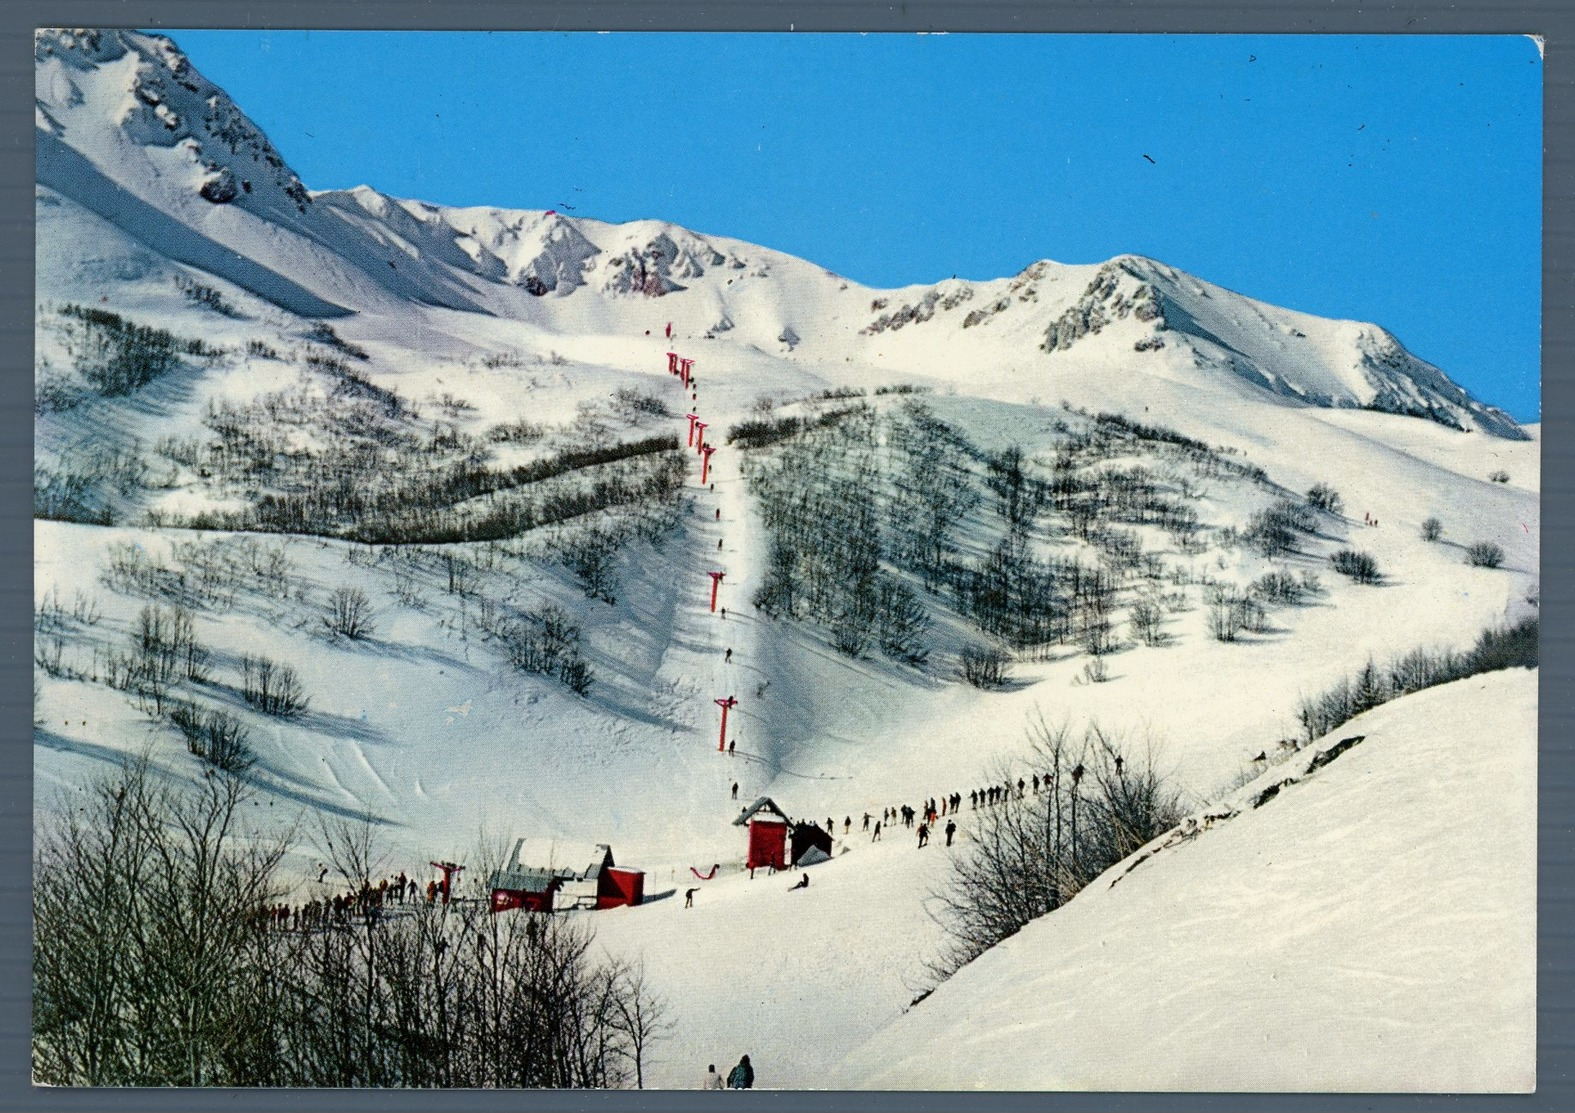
[3,2,1568,1110]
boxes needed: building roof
[494,838,615,885]
[733,796,791,826]
[489,866,560,894]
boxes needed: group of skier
[261,869,452,933]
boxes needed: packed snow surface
[839,670,1537,1091]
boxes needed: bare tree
[34,753,287,1086]
[927,717,1181,984]
[323,586,376,639]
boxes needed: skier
[725,647,733,663]
[729,739,737,757]
[844,816,852,834]
[727,1055,755,1089]
[716,508,721,520]
[666,322,672,339]
[862,812,871,831]
[789,874,809,891]
[945,819,957,847]
[731,782,739,800]
[872,820,882,841]
[703,1063,724,1089]
[917,823,929,848]
[685,888,697,909]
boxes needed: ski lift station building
[735,797,791,871]
[733,797,833,871]
[488,839,645,913]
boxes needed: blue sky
[170,31,1542,420]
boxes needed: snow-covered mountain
[34,26,1539,1092]
[36,27,1525,440]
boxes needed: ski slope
[838,669,1537,1091]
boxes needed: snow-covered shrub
[1490,469,1510,484]
[1246,499,1315,558]
[58,305,178,394]
[1128,597,1167,646]
[34,466,113,525]
[174,274,242,317]
[323,586,375,639]
[34,636,67,678]
[1421,516,1444,542]
[499,603,593,695]
[1329,549,1380,584]
[875,577,931,664]
[612,387,668,417]
[487,419,546,444]
[1296,616,1536,741]
[1466,541,1506,569]
[1207,599,1234,641]
[34,364,83,414]
[241,654,308,718]
[553,525,620,604]
[304,322,368,361]
[1306,482,1343,514]
[104,604,208,713]
[1252,570,1306,605]
[167,701,254,773]
[960,645,1010,688]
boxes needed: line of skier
[818,771,1061,850]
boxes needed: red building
[488,839,645,913]
[733,797,791,871]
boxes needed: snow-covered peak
[34,27,1526,441]
[36,28,312,216]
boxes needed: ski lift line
[726,706,865,753]
[726,748,849,782]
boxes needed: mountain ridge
[35,26,1525,440]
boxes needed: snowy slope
[33,27,1540,1093]
[838,669,1537,1091]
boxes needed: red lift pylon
[666,351,679,375]
[679,357,695,387]
[430,860,464,906]
[708,570,725,612]
[700,444,716,485]
[693,421,708,453]
[714,695,737,752]
[686,412,701,447]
